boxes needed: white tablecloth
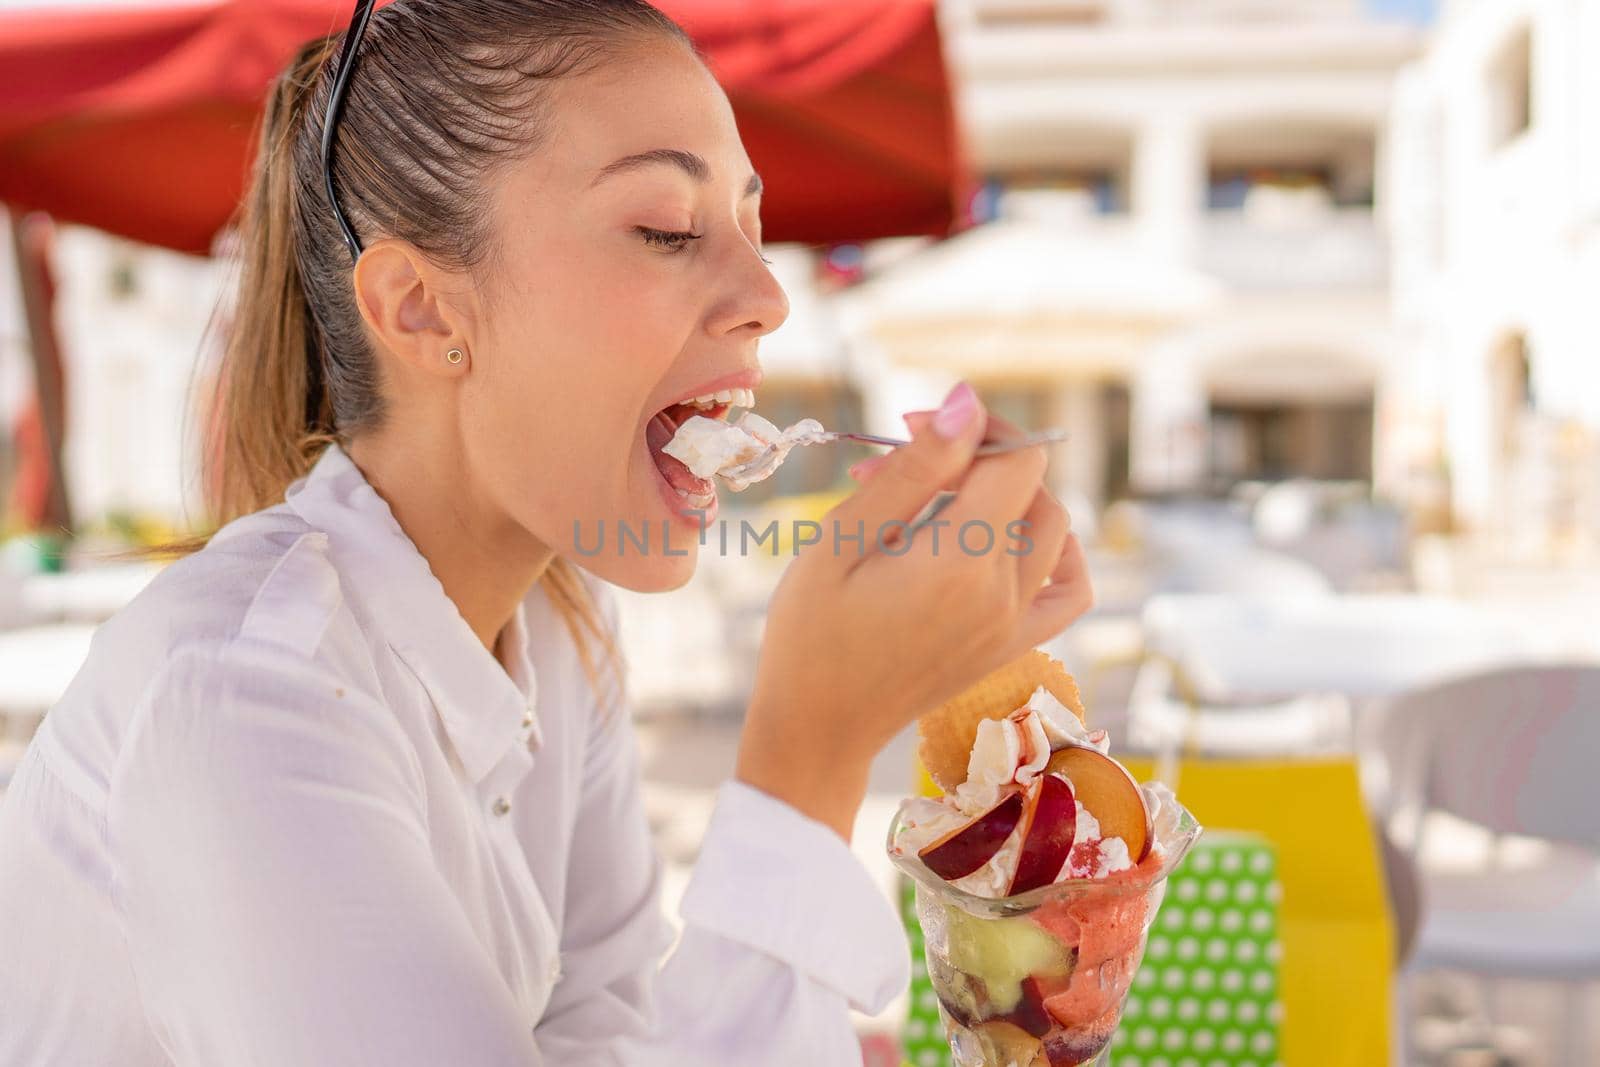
[1141,594,1537,702]
[20,562,164,623]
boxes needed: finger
[825,381,986,541]
[1010,486,1070,606]
[1016,532,1094,648]
[847,412,941,484]
[847,455,889,482]
[897,410,1024,496]
[885,412,1032,560]
[888,413,966,498]
[904,410,1025,448]
[925,428,1050,554]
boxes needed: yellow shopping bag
[1119,757,1393,1067]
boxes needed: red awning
[0,0,968,253]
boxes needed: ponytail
[205,36,341,527]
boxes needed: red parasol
[0,0,968,253]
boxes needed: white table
[19,562,164,624]
[1129,593,1544,767]
[1140,593,1537,703]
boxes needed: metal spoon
[717,427,1070,488]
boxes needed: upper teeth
[683,387,754,410]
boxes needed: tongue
[647,412,714,494]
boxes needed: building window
[1207,400,1374,487]
[1486,25,1533,149]
[1206,164,1374,213]
[1489,332,1534,456]
[1202,122,1378,214]
[988,169,1127,216]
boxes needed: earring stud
[446,348,465,365]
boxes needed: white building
[1386,0,1600,561]
[3,0,1444,532]
[838,0,1426,514]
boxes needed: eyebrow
[590,148,763,199]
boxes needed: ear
[350,238,471,377]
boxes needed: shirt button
[491,796,512,817]
[522,711,534,728]
[548,957,562,983]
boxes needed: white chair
[1376,665,1600,1065]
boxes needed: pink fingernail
[933,381,979,439]
[849,456,887,480]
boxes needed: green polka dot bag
[899,873,955,1067]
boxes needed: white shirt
[0,443,908,1067]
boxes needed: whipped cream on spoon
[662,413,827,491]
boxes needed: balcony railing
[1198,207,1386,289]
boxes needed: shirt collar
[284,443,538,782]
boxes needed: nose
[707,239,791,341]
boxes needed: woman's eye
[637,227,702,253]
[636,225,772,263]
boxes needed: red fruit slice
[918,788,1025,881]
[1044,746,1152,864]
[1007,773,1077,896]
[1040,1025,1115,1067]
[1000,972,1075,1038]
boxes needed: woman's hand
[735,382,1094,840]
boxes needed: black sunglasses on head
[321,0,379,265]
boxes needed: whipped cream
[1141,779,1183,859]
[660,413,827,491]
[892,685,1163,896]
[948,686,1105,817]
[1024,685,1110,755]
[1069,805,1134,879]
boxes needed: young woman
[0,2,1091,1064]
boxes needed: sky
[1365,0,1440,26]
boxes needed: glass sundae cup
[888,798,1202,1067]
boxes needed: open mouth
[645,386,756,507]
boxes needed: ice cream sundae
[662,413,828,491]
[888,651,1201,1067]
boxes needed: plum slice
[997,972,1075,1038]
[1044,746,1152,863]
[1008,772,1078,895]
[918,788,1025,881]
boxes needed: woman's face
[464,38,788,592]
